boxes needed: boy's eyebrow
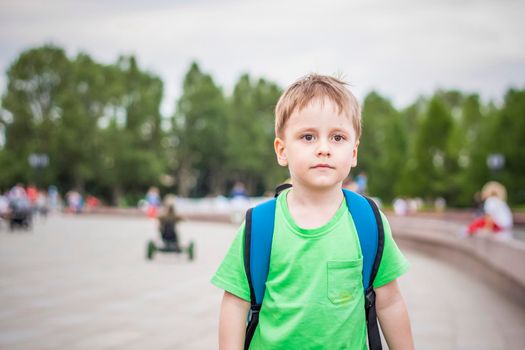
[329,127,351,134]
[294,127,318,133]
[293,127,353,138]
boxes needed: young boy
[212,74,414,349]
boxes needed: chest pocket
[327,259,363,304]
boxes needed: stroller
[8,197,33,231]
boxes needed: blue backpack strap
[342,189,384,289]
[243,197,276,350]
[343,188,385,350]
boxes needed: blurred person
[461,181,513,239]
[407,198,421,214]
[7,185,32,230]
[146,202,183,259]
[85,195,101,212]
[230,181,248,199]
[146,200,196,261]
[66,190,83,214]
[146,186,161,218]
[26,183,38,209]
[48,185,60,212]
[212,74,413,349]
[230,182,250,224]
[157,203,182,252]
[8,183,27,201]
[355,171,368,194]
[342,175,359,192]
[393,197,408,216]
[0,191,9,221]
[35,190,49,218]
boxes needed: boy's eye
[333,134,345,142]
[302,134,315,141]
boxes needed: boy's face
[274,98,359,191]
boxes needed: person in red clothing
[26,184,38,206]
[465,181,513,238]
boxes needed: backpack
[243,185,385,350]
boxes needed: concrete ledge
[78,207,235,223]
[389,215,525,307]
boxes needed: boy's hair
[275,74,361,139]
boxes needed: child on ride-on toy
[146,202,194,260]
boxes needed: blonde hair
[275,74,361,139]
[481,181,507,201]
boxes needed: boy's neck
[288,184,343,207]
[286,184,344,229]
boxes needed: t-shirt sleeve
[373,212,410,288]
[211,222,251,301]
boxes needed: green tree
[1,45,71,188]
[357,92,407,202]
[490,89,525,204]
[395,99,426,197]
[403,94,454,199]
[53,53,109,191]
[452,94,486,205]
[226,74,284,195]
[95,56,165,204]
[0,46,165,204]
[173,62,228,196]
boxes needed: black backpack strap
[364,197,385,350]
[274,183,292,197]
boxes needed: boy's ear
[274,137,288,166]
[351,140,359,167]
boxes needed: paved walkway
[0,215,524,349]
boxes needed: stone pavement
[0,215,524,349]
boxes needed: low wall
[389,215,525,307]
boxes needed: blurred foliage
[0,46,165,204]
[225,74,286,195]
[1,45,524,206]
[173,62,229,197]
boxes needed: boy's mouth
[311,163,334,169]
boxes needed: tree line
[0,45,523,207]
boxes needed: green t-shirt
[212,189,409,349]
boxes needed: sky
[1,0,524,116]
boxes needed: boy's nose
[316,140,331,156]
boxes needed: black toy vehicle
[146,220,194,261]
